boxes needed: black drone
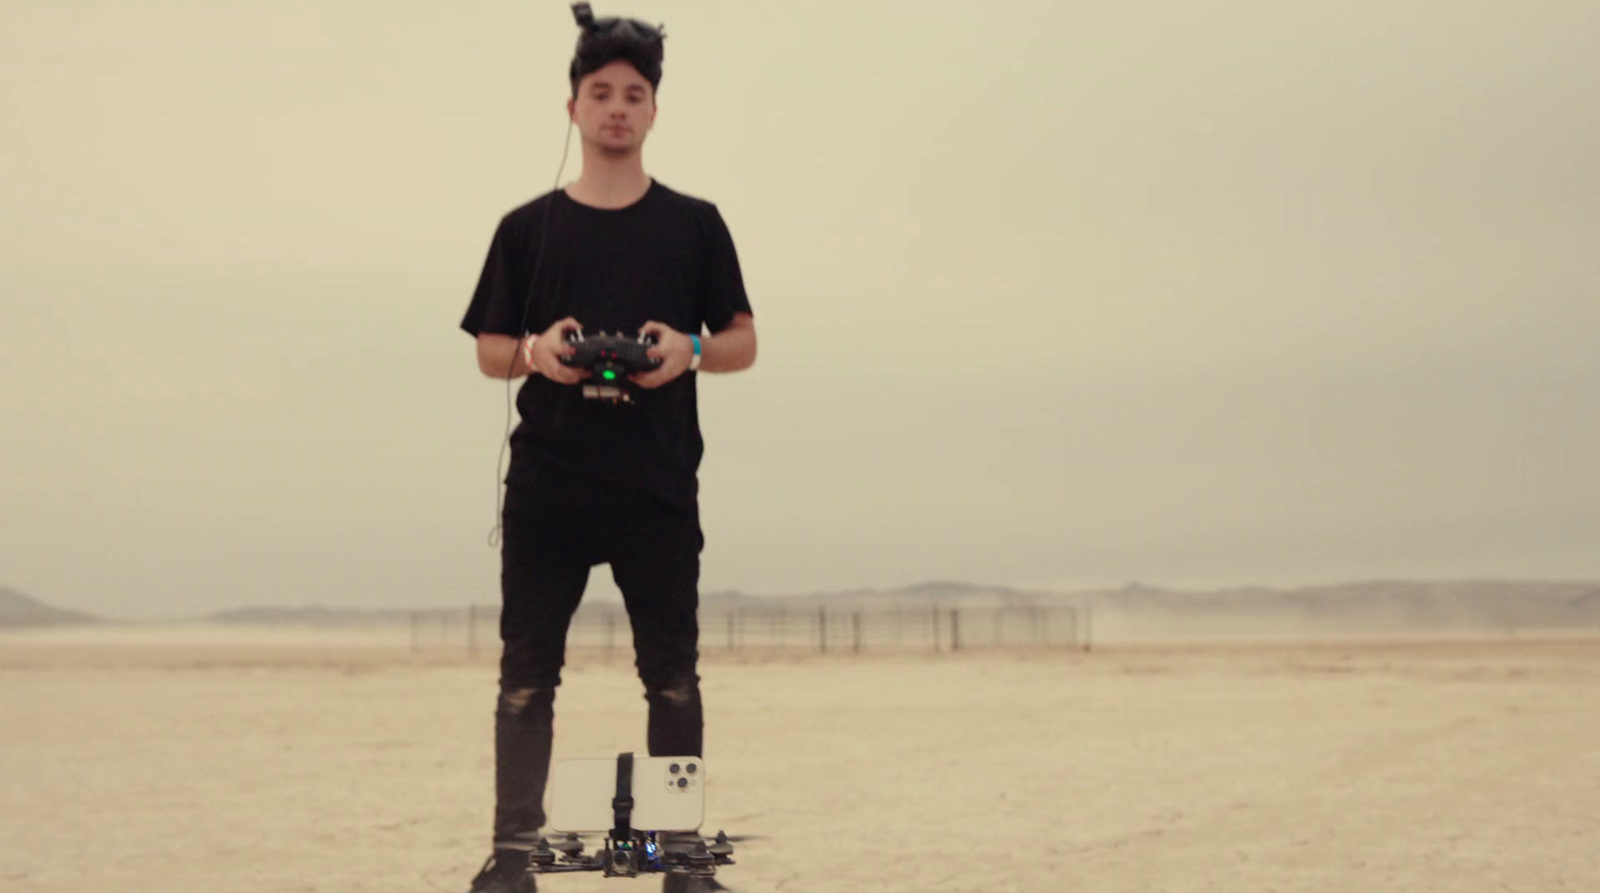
[525,751,755,888]
[526,827,744,884]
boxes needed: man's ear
[567,96,576,121]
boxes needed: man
[457,7,756,893]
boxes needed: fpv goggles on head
[569,2,666,92]
[571,2,665,44]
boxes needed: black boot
[465,850,538,893]
[662,872,729,892]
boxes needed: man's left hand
[631,321,696,389]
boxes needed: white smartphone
[548,755,706,834]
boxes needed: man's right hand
[524,317,590,385]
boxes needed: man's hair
[568,3,666,97]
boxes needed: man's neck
[566,149,652,209]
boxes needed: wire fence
[408,603,1092,655]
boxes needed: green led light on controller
[602,370,617,381]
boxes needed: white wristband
[521,333,537,372]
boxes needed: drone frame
[526,828,736,878]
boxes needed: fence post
[818,606,827,654]
[1082,607,1093,652]
[852,611,862,654]
[951,608,961,652]
[726,611,735,651]
[606,611,617,654]
[410,611,419,654]
[467,605,478,656]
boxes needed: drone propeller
[546,832,585,856]
[706,831,735,857]
[704,829,768,855]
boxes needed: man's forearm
[476,333,534,379]
[699,320,756,373]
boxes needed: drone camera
[603,844,640,877]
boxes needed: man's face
[568,60,657,156]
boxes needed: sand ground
[2,629,1597,893]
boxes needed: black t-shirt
[460,179,753,507]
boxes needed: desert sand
[2,625,1597,893]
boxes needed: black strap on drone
[611,751,635,840]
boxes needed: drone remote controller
[559,329,663,404]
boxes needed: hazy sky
[4,1,1597,619]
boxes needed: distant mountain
[190,579,1600,632]
[0,587,100,628]
[1044,579,1600,630]
[701,579,1600,628]
[202,605,417,626]
[702,580,1033,607]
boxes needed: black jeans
[492,472,704,851]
